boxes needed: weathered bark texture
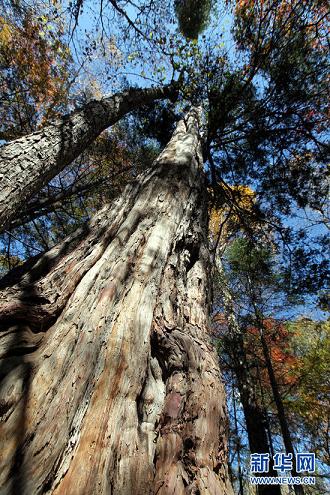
[0,84,176,233]
[0,110,233,495]
[216,259,280,495]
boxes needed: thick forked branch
[0,84,177,233]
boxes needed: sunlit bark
[0,110,233,495]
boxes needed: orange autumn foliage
[0,8,71,138]
[246,319,300,387]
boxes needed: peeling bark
[0,110,233,495]
[0,84,176,233]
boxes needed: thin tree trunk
[244,274,304,494]
[233,341,280,495]
[231,382,244,495]
[216,258,280,495]
[0,84,176,233]
[0,109,233,495]
[258,325,304,495]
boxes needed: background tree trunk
[0,109,233,495]
[0,84,176,233]
[216,259,280,495]
[257,324,304,495]
[232,341,280,495]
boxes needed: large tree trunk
[0,109,233,495]
[0,84,176,233]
